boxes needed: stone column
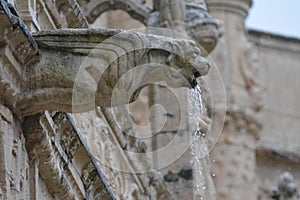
[206,0,261,199]
[207,0,261,110]
[211,105,260,199]
[147,1,219,199]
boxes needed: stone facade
[1,0,300,200]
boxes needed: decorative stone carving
[242,42,263,111]
[23,111,115,199]
[73,108,173,199]
[0,1,218,199]
[54,0,88,28]
[0,0,39,111]
[14,0,88,30]
[78,0,219,52]
[149,0,219,52]
[0,104,30,200]
[271,172,300,200]
[152,0,186,33]
[1,1,211,117]
[14,29,208,116]
[185,0,219,53]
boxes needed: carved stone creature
[0,5,210,116]
[149,0,219,52]
[185,0,219,53]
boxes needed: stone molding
[248,30,300,53]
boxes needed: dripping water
[188,84,216,200]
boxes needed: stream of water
[189,84,216,200]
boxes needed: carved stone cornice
[207,0,252,18]
[23,111,115,199]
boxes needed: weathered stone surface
[14,0,88,31]
[77,0,151,25]
[15,29,209,116]
[2,0,300,200]
[73,108,172,200]
[23,111,114,199]
[185,0,219,53]
[1,1,210,117]
[271,172,299,200]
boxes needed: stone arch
[78,0,151,25]
[91,9,146,30]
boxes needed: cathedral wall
[248,31,300,154]
[248,31,300,199]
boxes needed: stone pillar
[207,0,261,110]
[206,0,261,199]
[146,1,219,199]
[211,105,260,199]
